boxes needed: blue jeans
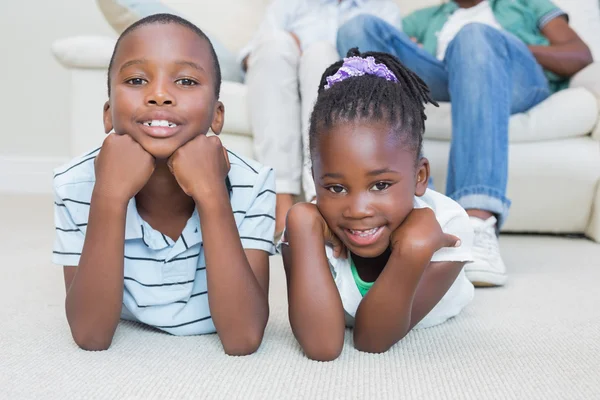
[337,16,551,227]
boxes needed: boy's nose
[145,83,175,106]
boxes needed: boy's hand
[390,208,460,262]
[94,133,155,203]
[167,135,230,199]
[286,203,347,259]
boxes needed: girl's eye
[327,185,347,194]
[176,78,197,86]
[372,182,390,191]
[125,78,147,85]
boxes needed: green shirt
[403,0,569,92]
[350,257,375,297]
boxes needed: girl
[280,49,475,361]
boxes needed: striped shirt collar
[124,197,202,251]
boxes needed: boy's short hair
[106,13,222,98]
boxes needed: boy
[52,14,275,355]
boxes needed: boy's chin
[139,143,178,161]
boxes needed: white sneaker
[465,216,507,287]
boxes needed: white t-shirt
[436,1,503,61]
[325,189,475,329]
[239,0,403,64]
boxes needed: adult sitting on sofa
[241,0,403,237]
[337,0,593,287]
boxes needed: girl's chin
[346,242,390,259]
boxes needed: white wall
[0,0,114,192]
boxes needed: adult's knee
[446,23,506,63]
[251,31,300,63]
[337,14,385,55]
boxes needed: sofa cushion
[52,36,115,69]
[423,88,598,142]
[163,0,270,53]
[95,0,244,82]
[220,82,252,137]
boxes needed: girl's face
[312,121,429,258]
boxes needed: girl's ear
[210,101,225,135]
[103,101,113,134]
[415,157,430,197]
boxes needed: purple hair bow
[324,56,399,90]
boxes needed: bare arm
[281,203,345,361]
[529,17,593,77]
[63,134,155,351]
[353,254,464,353]
[352,208,461,354]
[63,193,127,351]
[196,183,270,356]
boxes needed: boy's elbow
[67,316,114,351]
[222,330,265,356]
[71,330,113,351]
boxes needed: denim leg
[336,15,450,101]
[444,24,551,227]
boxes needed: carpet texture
[1,194,599,399]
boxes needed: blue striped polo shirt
[52,146,276,336]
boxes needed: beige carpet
[1,194,600,399]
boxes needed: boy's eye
[327,185,347,194]
[371,182,391,191]
[125,78,147,85]
[176,78,197,86]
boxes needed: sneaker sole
[465,269,507,287]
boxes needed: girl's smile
[312,120,429,258]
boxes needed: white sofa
[52,0,600,241]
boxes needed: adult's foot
[464,214,508,287]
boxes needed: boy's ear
[103,101,113,134]
[415,157,430,197]
[210,101,225,135]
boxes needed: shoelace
[473,217,499,255]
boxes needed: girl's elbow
[303,343,343,362]
[299,335,344,362]
[353,330,407,354]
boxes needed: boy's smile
[103,23,224,160]
[313,121,429,258]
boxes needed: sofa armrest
[570,62,600,140]
[52,36,116,70]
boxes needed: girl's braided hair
[309,48,438,161]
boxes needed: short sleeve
[52,190,85,266]
[430,214,474,264]
[525,0,568,29]
[238,168,277,254]
[402,7,438,41]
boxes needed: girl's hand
[94,133,156,204]
[167,135,230,199]
[391,208,460,263]
[285,203,347,259]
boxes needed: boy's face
[313,122,429,258]
[104,23,224,160]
